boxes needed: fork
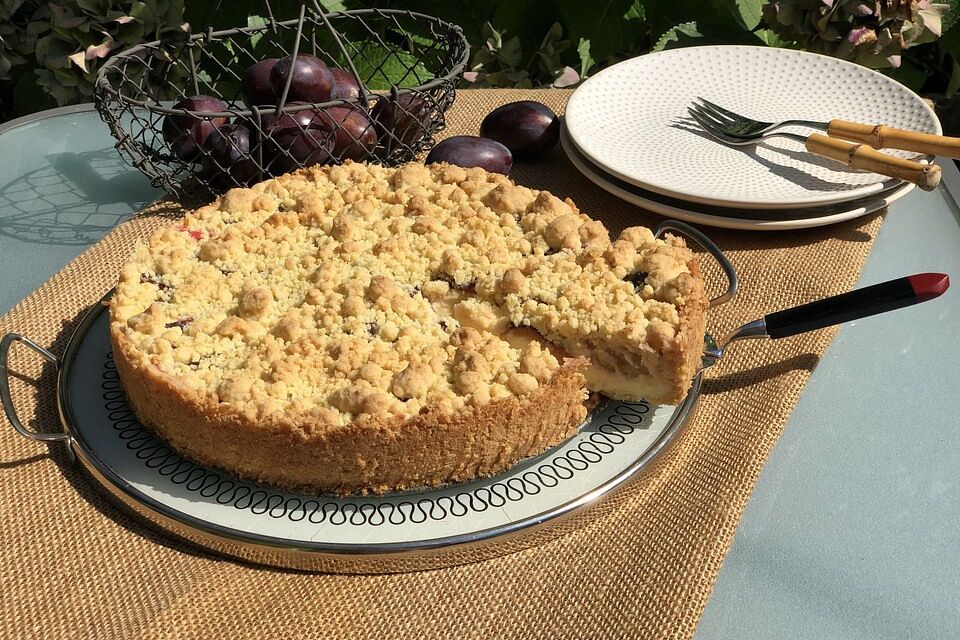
[687,103,942,191]
[694,97,960,160]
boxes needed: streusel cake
[110,161,707,493]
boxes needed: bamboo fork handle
[806,133,941,191]
[827,119,960,159]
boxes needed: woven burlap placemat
[0,89,883,639]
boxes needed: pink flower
[551,66,580,88]
[847,26,876,46]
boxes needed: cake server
[701,273,950,370]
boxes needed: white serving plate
[564,45,939,209]
[561,124,913,231]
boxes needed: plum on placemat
[426,136,512,174]
[480,101,559,159]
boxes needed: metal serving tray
[1,221,736,573]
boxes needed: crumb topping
[111,161,701,426]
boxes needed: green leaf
[558,0,645,66]
[624,2,644,21]
[653,21,701,51]
[35,68,77,104]
[576,37,593,77]
[247,14,267,49]
[52,66,80,87]
[645,0,746,46]
[484,68,532,88]
[129,2,154,24]
[499,35,523,68]
[943,0,960,33]
[733,0,762,30]
[117,20,145,44]
[347,41,431,90]
[316,0,347,11]
[374,0,496,48]
[184,0,301,31]
[76,0,109,15]
[754,28,787,47]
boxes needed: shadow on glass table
[0,148,157,246]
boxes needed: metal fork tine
[694,101,738,127]
[687,108,733,141]
[693,99,736,126]
[688,104,731,131]
[691,99,827,141]
[696,97,746,123]
[688,106,806,146]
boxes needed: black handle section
[765,274,946,339]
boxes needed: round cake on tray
[109,161,708,494]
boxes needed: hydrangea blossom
[763,0,949,68]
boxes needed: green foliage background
[1,0,958,123]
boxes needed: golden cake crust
[112,326,588,493]
[109,161,707,493]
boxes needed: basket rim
[94,8,469,118]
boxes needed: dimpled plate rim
[564,45,939,209]
[560,124,913,231]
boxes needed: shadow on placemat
[703,353,821,396]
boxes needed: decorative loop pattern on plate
[102,352,652,527]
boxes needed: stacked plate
[562,45,942,231]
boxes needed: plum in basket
[330,68,362,101]
[162,95,228,162]
[315,105,377,161]
[257,103,320,132]
[269,54,335,103]
[269,127,335,174]
[480,101,559,159]
[255,104,320,158]
[241,58,278,106]
[201,123,259,188]
[250,104,337,174]
[371,93,431,148]
[425,136,512,175]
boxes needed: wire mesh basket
[94,3,469,199]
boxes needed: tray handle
[0,333,71,445]
[654,219,738,308]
